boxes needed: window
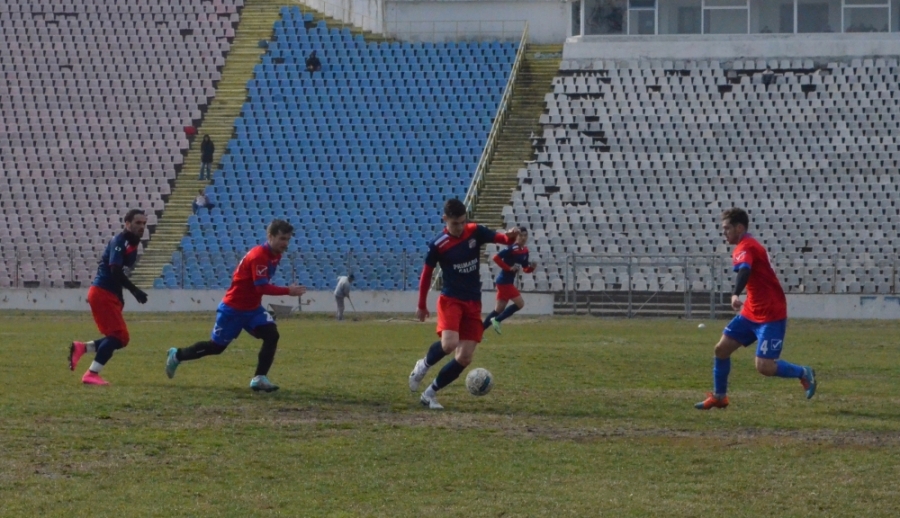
[704,0,749,34]
[751,0,795,33]
[797,0,840,32]
[659,0,702,34]
[844,0,890,32]
[572,0,583,36]
[629,0,657,33]
[585,0,627,35]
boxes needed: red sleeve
[418,264,435,310]
[522,265,535,274]
[493,233,513,245]
[256,284,290,296]
[492,254,514,271]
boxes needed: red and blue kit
[418,223,512,342]
[732,234,787,323]
[493,243,534,300]
[88,233,139,345]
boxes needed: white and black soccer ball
[465,367,494,396]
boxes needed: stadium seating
[0,0,240,287]
[161,7,518,290]
[507,58,900,294]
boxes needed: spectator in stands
[334,274,354,321]
[306,50,322,73]
[762,67,775,88]
[200,135,214,180]
[192,190,215,215]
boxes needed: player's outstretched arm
[111,264,148,303]
[416,264,434,322]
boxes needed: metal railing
[463,21,529,218]
[564,253,729,318]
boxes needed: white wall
[0,289,556,315]
[564,32,900,61]
[299,0,385,34]
[787,294,900,320]
[385,0,569,43]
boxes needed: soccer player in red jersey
[695,208,817,409]
[407,199,520,409]
[69,209,149,385]
[482,226,537,334]
[165,220,306,392]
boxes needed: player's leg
[482,296,506,330]
[69,337,102,371]
[421,300,482,409]
[409,295,461,392]
[753,319,816,399]
[494,294,525,324]
[248,323,280,392]
[695,315,753,409]
[166,304,237,379]
[335,296,344,321]
[83,287,129,385]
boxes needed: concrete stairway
[471,43,562,231]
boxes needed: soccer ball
[465,367,494,396]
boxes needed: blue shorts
[723,315,787,359]
[210,302,275,346]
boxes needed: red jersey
[732,234,787,323]
[222,244,288,311]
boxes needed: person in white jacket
[334,274,354,320]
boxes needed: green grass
[2,311,900,516]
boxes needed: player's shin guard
[495,304,520,323]
[431,359,466,392]
[176,341,227,361]
[93,337,123,366]
[424,340,446,367]
[713,357,730,396]
[482,311,499,330]
[254,324,279,377]
[775,360,804,379]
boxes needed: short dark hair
[124,209,145,223]
[518,226,528,233]
[443,198,466,218]
[721,208,749,228]
[267,219,294,236]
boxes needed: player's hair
[721,208,750,228]
[443,198,467,218]
[124,209,145,223]
[518,226,528,233]
[267,219,294,236]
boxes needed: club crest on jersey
[256,265,268,276]
[468,238,476,249]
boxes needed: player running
[695,208,817,410]
[482,226,536,334]
[69,209,149,385]
[164,219,306,392]
[407,198,520,409]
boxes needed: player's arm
[109,240,147,303]
[731,265,751,311]
[251,259,306,297]
[416,246,439,321]
[522,257,536,274]
[492,250,515,272]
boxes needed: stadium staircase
[132,0,387,288]
[471,44,562,231]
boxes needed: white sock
[89,361,104,374]
[424,385,436,398]
[85,341,97,353]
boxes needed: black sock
[482,310,500,329]
[93,337,123,366]
[432,359,466,391]
[424,340,446,367]
[253,324,280,377]
[176,341,226,361]
[496,304,521,323]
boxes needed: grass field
[2,310,900,517]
